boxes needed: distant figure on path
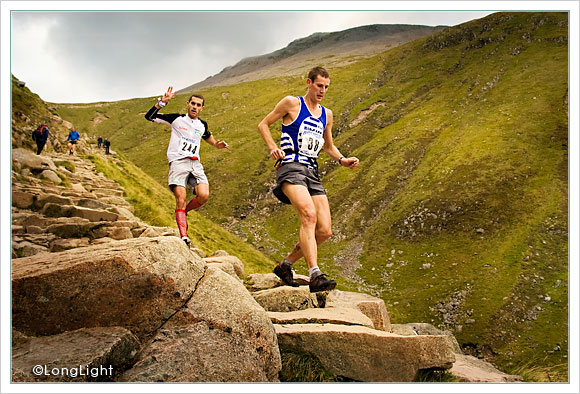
[258,66,359,293]
[104,139,111,155]
[97,136,103,148]
[32,124,49,155]
[145,86,229,246]
[66,127,80,155]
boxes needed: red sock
[175,209,188,238]
[185,197,202,213]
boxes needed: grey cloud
[11,10,495,102]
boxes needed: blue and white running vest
[280,96,327,169]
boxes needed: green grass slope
[55,12,569,380]
[11,75,72,151]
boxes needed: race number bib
[179,136,200,157]
[298,116,325,158]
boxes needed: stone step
[98,196,132,208]
[327,289,391,331]
[12,327,140,382]
[93,189,124,198]
[274,323,455,382]
[42,203,119,222]
[252,286,318,312]
[268,306,375,329]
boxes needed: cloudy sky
[9,7,497,103]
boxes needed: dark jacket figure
[32,124,49,155]
[104,139,111,154]
[97,136,103,148]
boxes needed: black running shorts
[273,162,326,205]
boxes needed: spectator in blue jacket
[32,124,49,155]
[67,127,80,155]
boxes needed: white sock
[282,258,293,266]
[309,266,321,278]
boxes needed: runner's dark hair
[307,66,329,82]
[188,94,205,105]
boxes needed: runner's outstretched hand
[161,86,177,104]
[341,157,359,169]
[216,140,229,149]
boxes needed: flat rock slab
[327,290,391,331]
[12,326,140,382]
[252,286,318,312]
[275,323,455,382]
[450,354,523,382]
[391,323,462,354]
[43,203,119,222]
[12,236,205,340]
[268,306,374,328]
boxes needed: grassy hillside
[55,12,569,380]
[11,75,72,152]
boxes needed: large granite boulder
[122,267,281,382]
[12,237,205,340]
[119,322,272,382]
[275,323,455,382]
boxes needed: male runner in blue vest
[145,86,229,246]
[258,67,359,292]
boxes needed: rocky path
[11,148,178,258]
[10,148,522,383]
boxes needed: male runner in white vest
[258,67,359,292]
[146,86,229,245]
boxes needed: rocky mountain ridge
[179,24,445,92]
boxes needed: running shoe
[274,261,299,287]
[181,236,191,247]
[309,273,336,293]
